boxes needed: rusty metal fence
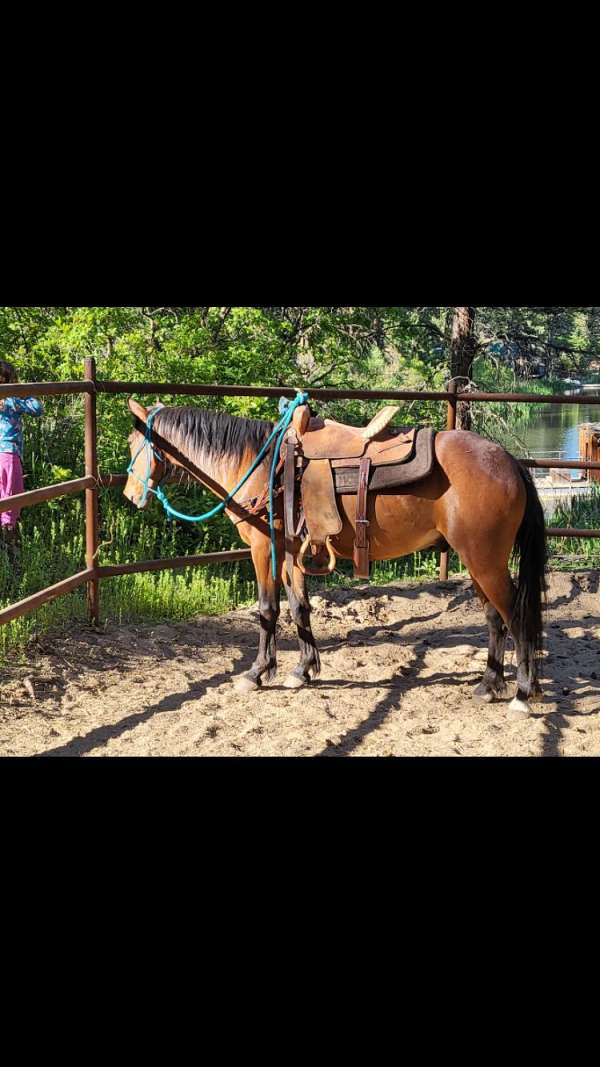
[3,359,600,631]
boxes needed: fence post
[440,380,459,582]
[84,358,100,626]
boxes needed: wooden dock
[534,477,594,516]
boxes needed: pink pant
[0,453,25,528]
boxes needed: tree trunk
[450,306,477,430]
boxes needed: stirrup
[298,536,337,577]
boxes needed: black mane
[154,406,274,470]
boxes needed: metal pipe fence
[1,364,599,630]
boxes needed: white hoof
[283,674,308,690]
[233,675,260,695]
[508,697,531,720]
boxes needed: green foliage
[2,306,600,660]
[544,485,600,569]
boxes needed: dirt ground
[2,571,600,758]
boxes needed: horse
[124,397,548,717]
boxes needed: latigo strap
[354,456,372,579]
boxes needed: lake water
[519,387,600,460]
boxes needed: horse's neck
[166,435,267,501]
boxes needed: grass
[0,560,258,662]
[3,493,600,664]
[1,401,472,663]
[5,476,600,663]
[2,370,600,663]
[0,522,469,665]
[544,483,600,569]
[0,489,257,660]
[0,482,469,662]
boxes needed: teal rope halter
[127,393,310,579]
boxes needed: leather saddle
[283,404,437,580]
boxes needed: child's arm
[3,397,44,417]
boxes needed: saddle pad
[333,430,437,493]
[301,459,343,543]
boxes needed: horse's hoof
[508,697,531,720]
[233,675,260,695]
[473,683,497,704]
[283,674,308,690]
[474,681,508,704]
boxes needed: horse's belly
[334,492,442,561]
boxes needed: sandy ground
[1,571,600,758]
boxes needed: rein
[127,394,310,579]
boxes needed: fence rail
[2,365,600,631]
[0,477,95,515]
[0,570,94,627]
[92,380,600,407]
[0,382,94,399]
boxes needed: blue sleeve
[5,398,44,417]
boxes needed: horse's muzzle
[124,478,149,511]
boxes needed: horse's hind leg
[283,563,321,690]
[471,578,509,704]
[234,541,282,695]
[469,567,541,718]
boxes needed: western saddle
[282,403,437,580]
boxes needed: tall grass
[545,483,600,568]
[3,379,600,663]
[0,488,258,660]
[4,483,600,664]
[0,479,469,661]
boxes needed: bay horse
[124,398,547,717]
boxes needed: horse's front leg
[283,563,321,690]
[234,540,282,695]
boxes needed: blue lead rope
[128,392,310,579]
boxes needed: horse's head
[124,398,167,510]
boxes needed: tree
[449,307,477,429]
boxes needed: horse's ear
[128,398,148,423]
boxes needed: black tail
[513,466,548,663]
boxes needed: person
[0,360,44,551]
